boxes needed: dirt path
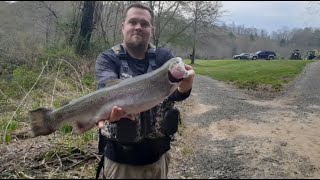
[169,61,320,179]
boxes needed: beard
[125,35,149,52]
[126,41,146,52]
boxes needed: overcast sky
[219,1,320,33]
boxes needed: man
[95,3,195,179]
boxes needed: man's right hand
[98,106,137,129]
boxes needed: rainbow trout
[30,57,188,137]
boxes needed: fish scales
[29,57,188,137]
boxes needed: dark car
[255,51,276,60]
[233,53,257,60]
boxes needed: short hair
[123,3,154,25]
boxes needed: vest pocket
[115,119,141,143]
[161,107,180,136]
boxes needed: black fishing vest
[99,44,179,144]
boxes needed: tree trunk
[75,1,96,56]
[112,3,121,45]
[46,24,49,45]
[67,2,82,46]
[191,3,198,64]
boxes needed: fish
[29,57,188,137]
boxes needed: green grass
[186,59,313,91]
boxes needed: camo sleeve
[95,50,120,89]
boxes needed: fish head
[168,57,188,82]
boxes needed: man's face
[122,7,153,48]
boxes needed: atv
[305,50,320,60]
[290,49,302,60]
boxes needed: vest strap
[111,43,157,70]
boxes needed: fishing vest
[99,43,180,144]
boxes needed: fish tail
[29,108,56,137]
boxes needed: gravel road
[169,60,320,179]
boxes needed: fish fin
[71,121,95,135]
[105,79,122,87]
[29,108,55,137]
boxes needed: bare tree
[64,1,83,46]
[33,1,74,46]
[182,1,223,64]
[270,27,291,47]
[307,1,320,16]
[37,1,57,45]
[75,1,96,56]
[148,1,182,47]
[91,1,130,50]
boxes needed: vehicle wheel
[269,56,274,60]
[252,57,257,60]
[237,57,241,60]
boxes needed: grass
[185,59,313,91]
[0,48,100,178]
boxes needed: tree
[249,34,255,41]
[307,1,320,16]
[182,1,223,64]
[35,1,59,45]
[62,1,83,47]
[279,39,286,47]
[75,1,96,56]
[148,1,183,47]
[90,1,130,51]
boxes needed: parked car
[255,51,276,60]
[233,53,257,60]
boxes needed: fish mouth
[170,65,188,79]
[168,71,184,83]
[168,57,188,83]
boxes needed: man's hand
[97,106,137,129]
[178,64,195,93]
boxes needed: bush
[82,74,96,89]
[13,65,40,90]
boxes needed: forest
[0,1,319,68]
